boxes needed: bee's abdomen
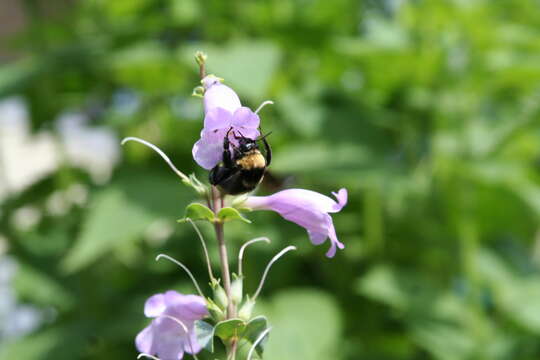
[241,167,265,185]
[218,167,265,195]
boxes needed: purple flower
[192,75,261,170]
[244,188,348,258]
[136,290,208,360]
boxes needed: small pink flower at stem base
[136,290,208,360]
[193,75,261,170]
[244,188,348,258]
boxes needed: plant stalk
[211,186,234,318]
[200,56,236,360]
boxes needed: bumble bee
[209,128,271,195]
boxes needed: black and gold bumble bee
[209,128,271,195]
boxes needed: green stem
[211,186,234,318]
[228,340,238,360]
[198,55,236,359]
[212,187,238,360]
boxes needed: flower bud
[194,51,207,67]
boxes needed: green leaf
[194,320,214,352]
[356,265,409,310]
[217,207,251,224]
[261,289,342,360]
[61,188,154,273]
[214,318,246,340]
[0,324,86,360]
[0,328,61,360]
[478,250,540,335]
[179,203,215,223]
[411,322,476,360]
[14,263,75,311]
[61,171,190,273]
[243,316,269,356]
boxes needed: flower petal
[248,189,341,215]
[184,330,202,355]
[244,188,347,257]
[330,188,348,213]
[279,205,331,235]
[203,80,241,115]
[135,325,153,354]
[236,127,260,141]
[136,291,207,359]
[307,230,327,245]
[192,130,227,170]
[231,107,260,129]
[277,189,340,213]
[203,108,233,132]
[180,295,208,319]
[167,293,209,321]
[150,328,185,360]
[151,317,187,359]
[163,290,185,306]
[144,293,166,317]
[325,218,344,258]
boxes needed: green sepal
[194,320,214,352]
[231,274,243,305]
[231,194,249,207]
[178,203,215,223]
[217,207,251,224]
[212,282,228,310]
[238,297,255,321]
[181,173,208,195]
[243,316,269,356]
[205,298,226,322]
[192,86,204,98]
[214,318,246,340]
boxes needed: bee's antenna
[257,123,272,140]
[233,129,246,139]
[256,131,273,141]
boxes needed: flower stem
[229,340,238,360]
[197,53,236,360]
[211,186,238,360]
[211,186,234,318]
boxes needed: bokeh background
[2,0,540,359]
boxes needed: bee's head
[228,128,258,152]
[238,137,258,152]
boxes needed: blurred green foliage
[2,0,540,359]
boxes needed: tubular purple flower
[193,75,261,170]
[136,290,208,359]
[202,75,240,115]
[244,188,348,258]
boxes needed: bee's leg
[209,164,232,185]
[210,130,236,186]
[262,136,272,166]
[222,130,234,168]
